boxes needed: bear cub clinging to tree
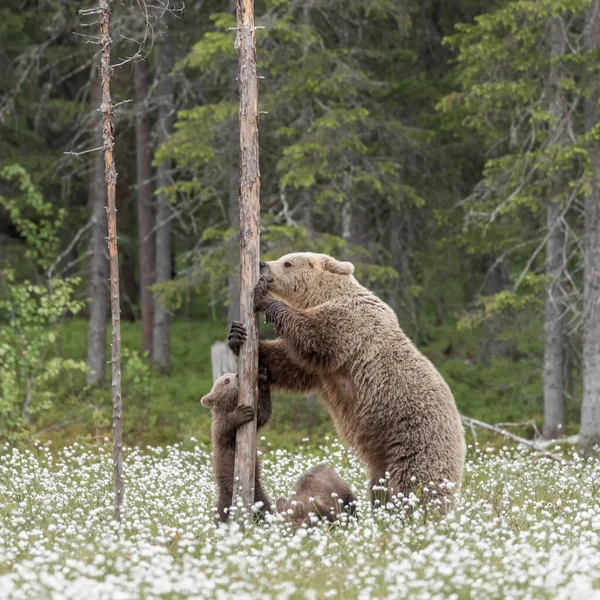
[201,365,271,522]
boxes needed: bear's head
[275,496,310,527]
[260,252,355,309]
[200,373,238,412]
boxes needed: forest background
[2,0,600,451]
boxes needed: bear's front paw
[258,365,269,386]
[254,277,271,313]
[228,321,247,356]
[233,405,255,426]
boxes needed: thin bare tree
[582,0,600,448]
[152,31,175,370]
[90,0,123,520]
[232,0,261,520]
[543,16,568,439]
[134,57,155,356]
[86,63,109,386]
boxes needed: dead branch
[461,415,564,461]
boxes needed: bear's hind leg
[253,481,271,520]
[369,469,388,508]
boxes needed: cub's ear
[323,257,355,275]
[200,393,213,408]
[275,497,288,513]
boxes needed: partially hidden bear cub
[200,366,271,522]
[228,252,466,511]
[276,464,357,528]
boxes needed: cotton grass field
[1,440,599,600]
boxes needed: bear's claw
[228,321,247,356]
[254,277,270,313]
[234,405,255,426]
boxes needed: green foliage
[0,168,86,437]
[0,270,86,435]
[0,165,65,271]
[22,314,580,449]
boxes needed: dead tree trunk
[582,1,600,447]
[543,16,567,440]
[133,58,154,357]
[227,165,241,323]
[152,38,174,370]
[232,0,261,520]
[211,341,238,383]
[86,65,109,385]
[99,0,123,521]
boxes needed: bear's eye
[224,378,230,385]
[284,261,293,268]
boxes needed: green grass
[36,318,333,451]
[20,316,582,449]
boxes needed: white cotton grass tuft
[0,440,599,599]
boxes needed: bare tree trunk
[543,17,567,440]
[99,0,123,522]
[152,40,174,370]
[133,58,154,356]
[86,66,109,385]
[227,165,241,323]
[232,0,261,520]
[582,1,600,447]
[211,341,238,382]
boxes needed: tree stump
[211,341,238,382]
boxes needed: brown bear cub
[276,465,357,528]
[201,366,271,522]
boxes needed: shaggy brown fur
[228,252,466,510]
[200,367,271,521]
[276,464,357,527]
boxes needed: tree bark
[99,0,123,522]
[86,65,109,385]
[582,0,600,447]
[227,165,241,323]
[152,41,174,370]
[232,0,261,520]
[543,17,567,439]
[133,58,154,356]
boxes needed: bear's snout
[259,260,273,281]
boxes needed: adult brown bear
[228,252,465,510]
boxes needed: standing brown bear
[228,252,466,509]
[201,366,271,521]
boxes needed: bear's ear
[200,393,213,408]
[323,257,355,276]
[276,497,288,513]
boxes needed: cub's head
[260,252,355,309]
[200,373,238,413]
[275,496,310,528]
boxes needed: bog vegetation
[1,441,600,599]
